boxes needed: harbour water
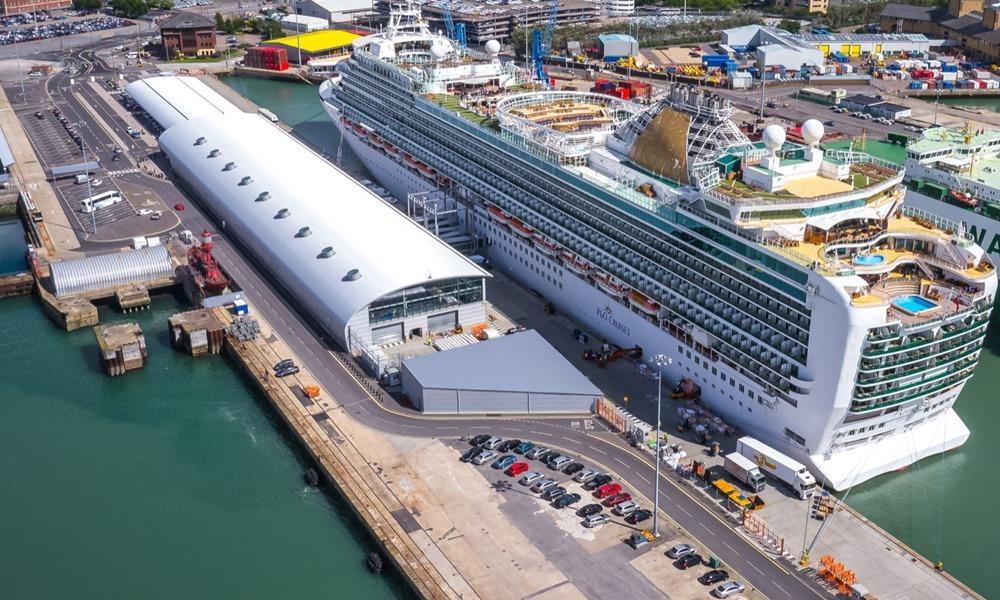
[216,76,999,594]
[0,217,26,275]
[938,95,1000,112]
[0,237,412,597]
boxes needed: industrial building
[261,29,359,64]
[159,12,217,59]
[721,25,825,70]
[880,0,1000,61]
[280,14,330,33]
[124,76,241,130]
[598,33,638,61]
[295,0,373,24]
[798,32,935,57]
[50,246,173,298]
[772,0,827,14]
[401,330,602,414]
[375,0,599,44]
[840,94,912,119]
[602,0,634,17]
[0,0,68,15]
[125,76,489,371]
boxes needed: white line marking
[748,562,765,576]
[723,542,737,553]
[773,582,791,597]
[677,505,692,516]
[636,473,650,484]
[699,523,716,536]
[614,457,629,467]
[531,431,554,437]
[591,447,608,455]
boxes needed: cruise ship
[903,124,1000,260]
[319,2,997,490]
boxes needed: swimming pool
[853,254,885,266]
[892,295,939,315]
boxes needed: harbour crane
[441,0,467,49]
[531,0,558,88]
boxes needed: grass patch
[166,52,242,64]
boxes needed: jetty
[94,322,147,376]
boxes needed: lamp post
[650,353,672,537]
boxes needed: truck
[724,452,765,493]
[735,437,817,499]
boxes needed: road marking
[531,431,554,437]
[773,581,791,597]
[699,523,716,536]
[614,457,629,467]
[591,447,608,455]
[748,562,765,576]
[677,505,692,517]
[723,542,737,553]
[636,473,650,484]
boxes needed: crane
[441,0,467,49]
[532,0,558,88]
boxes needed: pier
[168,309,224,357]
[94,322,147,376]
[0,272,32,298]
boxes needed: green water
[0,290,413,599]
[0,218,26,275]
[938,95,1000,112]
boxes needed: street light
[77,120,97,235]
[650,353,672,537]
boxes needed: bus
[258,108,279,123]
[80,190,124,213]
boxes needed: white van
[80,190,124,213]
[258,108,280,123]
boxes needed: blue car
[492,454,517,469]
[514,441,535,454]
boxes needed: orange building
[0,0,70,15]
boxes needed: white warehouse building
[125,76,490,372]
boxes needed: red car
[595,482,622,498]
[603,493,632,507]
[174,203,185,211]
[505,462,529,477]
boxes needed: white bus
[80,190,124,213]
[258,108,279,123]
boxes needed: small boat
[351,123,367,138]
[487,204,510,224]
[417,162,436,179]
[365,551,384,574]
[629,289,660,316]
[595,271,629,298]
[370,135,384,148]
[402,153,419,169]
[304,467,319,487]
[509,217,533,238]
[385,144,399,157]
[532,233,560,257]
[561,251,592,276]
[949,189,977,207]
[436,174,450,187]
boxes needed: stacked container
[245,47,290,71]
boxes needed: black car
[675,554,703,570]
[542,486,567,501]
[577,503,603,517]
[698,569,729,585]
[275,365,300,377]
[626,509,652,524]
[562,462,584,475]
[460,446,485,463]
[468,434,491,446]
[497,439,521,452]
[542,452,562,465]
[273,358,294,371]
[585,474,613,490]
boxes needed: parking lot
[18,108,81,169]
[457,436,754,599]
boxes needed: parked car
[460,446,484,463]
[520,471,544,486]
[473,450,497,466]
[525,446,550,460]
[513,441,535,454]
[585,474,613,490]
[542,486,567,501]
[612,500,638,516]
[553,493,581,508]
[531,478,558,493]
[675,553,703,569]
[626,509,652,524]
[549,456,572,471]
[666,543,696,559]
[604,493,632,507]
[505,462,529,476]
[273,359,294,371]
[497,439,521,452]
[583,513,611,528]
[577,503,602,517]
[562,462,584,475]
[698,569,729,586]
[595,483,622,498]
[491,455,516,469]
[468,434,491,446]
[538,451,560,463]
[711,581,745,598]
[574,469,598,483]
[483,437,505,450]
[275,365,299,377]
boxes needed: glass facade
[368,277,483,324]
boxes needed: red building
[0,0,69,14]
[159,12,216,59]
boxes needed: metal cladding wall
[124,77,241,130]
[156,109,487,349]
[50,245,173,297]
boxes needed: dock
[94,322,147,376]
[0,272,33,298]
[168,309,225,357]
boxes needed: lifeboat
[532,233,560,257]
[369,135,384,148]
[509,217,533,238]
[594,271,629,298]
[436,174,450,187]
[561,250,592,276]
[351,123,367,138]
[402,153,419,169]
[487,204,510,224]
[417,162,436,179]
[949,190,978,207]
[629,289,661,316]
[385,144,399,157]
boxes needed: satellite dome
[430,44,448,60]
[802,119,825,144]
[485,39,501,55]
[762,124,786,151]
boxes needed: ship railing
[899,205,974,244]
[707,173,903,208]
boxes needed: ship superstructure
[904,124,1000,259]
[319,1,997,490]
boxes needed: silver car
[583,513,610,528]
[531,478,557,493]
[574,469,598,483]
[483,437,504,450]
[666,543,696,559]
[472,450,497,466]
[519,471,544,486]
[549,456,573,470]
[612,501,639,517]
[525,446,550,460]
[712,581,745,598]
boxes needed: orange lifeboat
[594,271,629,298]
[351,123,367,138]
[417,162,436,179]
[532,233,560,257]
[949,190,977,207]
[629,289,660,316]
[402,153,419,169]
[370,135,384,148]
[509,217,533,238]
[436,174,450,187]
[487,204,510,224]
[561,250,592,276]
[385,144,399,157]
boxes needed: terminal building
[261,29,359,64]
[880,0,1000,61]
[125,76,490,372]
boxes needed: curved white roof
[158,111,486,347]
[50,245,172,298]
[125,76,241,130]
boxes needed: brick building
[159,12,216,59]
[880,0,1000,61]
[0,0,70,15]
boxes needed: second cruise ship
[320,2,997,490]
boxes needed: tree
[111,0,148,18]
[214,11,225,29]
[777,19,801,34]
[72,0,102,9]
